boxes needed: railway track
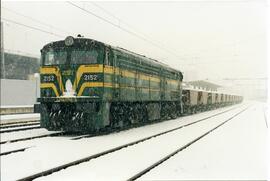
[0,122,40,129]
[16,104,248,181]
[0,125,42,134]
[0,120,39,127]
[127,106,249,180]
[0,146,33,156]
[0,132,65,145]
[71,105,242,140]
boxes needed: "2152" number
[84,74,98,81]
[43,75,54,82]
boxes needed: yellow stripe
[139,74,148,80]
[75,82,180,97]
[104,65,159,83]
[150,77,160,82]
[40,67,64,93]
[121,70,136,78]
[40,83,60,97]
[167,79,179,85]
[40,67,59,74]
[41,65,179,97]
[104,82,117,88]
[75,64,104,87]
[76,65,162,89]
[77,82,103,96]
[78,82,121,96]
[104,66,114,74]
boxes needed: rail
[0,105,34,115]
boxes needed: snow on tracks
[1,103,247,181]
[32,104,249,181]
[139,102,268,180]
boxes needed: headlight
[65,36,74,46]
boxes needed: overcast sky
[1,0,268,93]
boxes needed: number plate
[43,75,55,82]
[83,74,98,81]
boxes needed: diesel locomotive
[35,36,242,133]
[36,36,183,132]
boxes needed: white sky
[1,0,268,96]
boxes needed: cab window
[70,50,98,64]
[43,50,67,65]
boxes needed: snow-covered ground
[0,103,243,181]
[0,128,57,143]
[34,103,248,181]
[140,102,268,180]
[1,101,267,181]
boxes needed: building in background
[0,52,40,80]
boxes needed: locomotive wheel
[131,104,139,124]
[170,103,177,119]
[161,103,170,120]
[109,104,120,129]
[142,104,149,123]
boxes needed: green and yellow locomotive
[36,36,183,132]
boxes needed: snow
[0,129,57,143]
[2,102,265,181]
[0,104,244,181]
[140,102,268,180]
[33,104,248,181]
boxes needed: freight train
[35,36,243,133]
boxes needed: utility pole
[1,21,5,79]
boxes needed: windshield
[43,49,100,65]
[70,50,98,64]
[44,50,67,65]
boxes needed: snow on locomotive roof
[114,47,168,66]
[114,46,181,73]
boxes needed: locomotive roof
[113,47,179,73]
[41,37,182,75]
[101,39,182,74]
[41,37,105,51]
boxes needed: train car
[36,36,183,132]
[182,88,217,113]
[182,88,199,114]
[216,93,221,107]
[212,92,219,108]
[201,91,208,109]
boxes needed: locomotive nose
[60,66,77,97]
[63,79,76,96]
